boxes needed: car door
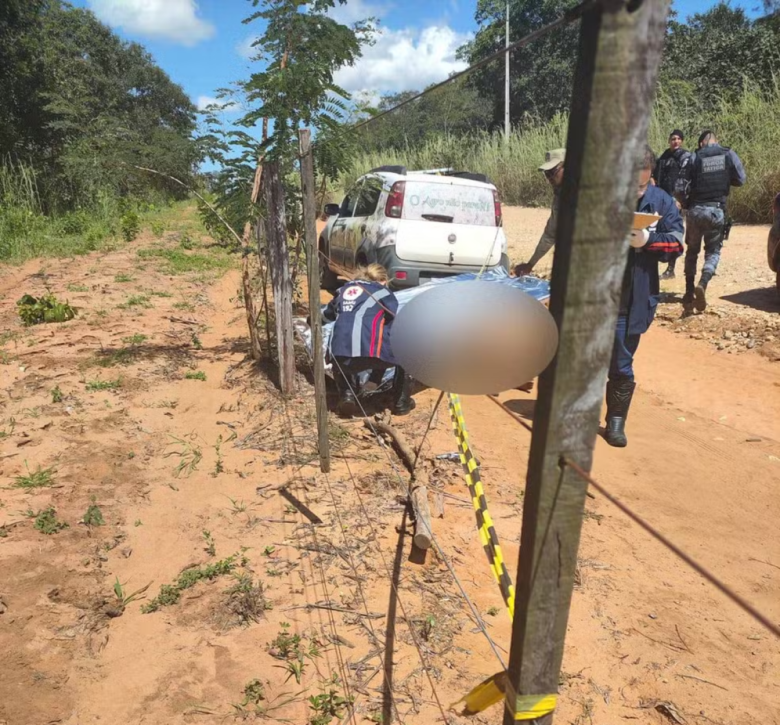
[329,185,358,267]
[348,176,383,265]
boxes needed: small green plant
[114,273,134,283]
[83,499,105,527]
[66,283,89,292]
[121,333,147,345]
[212,435,224,476]
[190,332,203,350]
[226,497,248,515]
[203,529,216,556]
[85,378,122,391]
[262,545,276,557]
[165,435,202,477]
[17,293,76,326]
[179,232,195,249]
[184,370,206,381]
[120,210,140,243]
[0,417,16,439]
[113,577,151,606]
[486,606,500,617]
[223,573,270,627]
[233,679,266,717]
[308,683,353,725]
[34,506,68,535]
[148,290,173,298]
[173,300,195,311]
[142,555,239,613]
[14,463,55,489]
[51,385,63,403]
[150,220,166,237]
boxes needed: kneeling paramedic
[606,146,684,448]
[322,264,415,418]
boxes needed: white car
[319,166,509,290]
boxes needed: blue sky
[70,0,761,119]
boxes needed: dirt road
[1,208,778,725]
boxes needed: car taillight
[385,181,405,219]
[493,189,502,227]
[395,271,407,280]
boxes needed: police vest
[656,148,691,197]
[691,145,733,205]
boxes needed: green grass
[85,378,122,391]
[14,463,55,489]
[142,555,240,613]
[121,333,148,345]
[67,283,89,292]
[114,273,134,283]
[184,370,206,381]
[137,246,233,275]
[343,84,780,224]
[118,294,152,310]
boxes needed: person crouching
[322,263,415,418]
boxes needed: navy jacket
[322,280,398,364]
[621,185,684,335]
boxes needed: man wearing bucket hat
[513,148,565,277]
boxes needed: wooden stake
[299,128,331,473]
[502,1,671,723]
[263,160,296,396]
[363,419,433,550]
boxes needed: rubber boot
[604,378,636,448]
[694,272,711,312]
[336,372,360,418]
[391,368,416,416]
[660,259,676,281]
[682,277,695,314]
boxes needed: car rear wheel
[319,239,339,293]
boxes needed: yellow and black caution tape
[448,393,515,619]
[458,670,558,719]
[449,395,557,718]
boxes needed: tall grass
[0,160,187,263]
[344,85,780,224]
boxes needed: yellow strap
[512,694,558,721]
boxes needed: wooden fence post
[298,128,331,473]
[263,159,296,396]
[502,1,671,723]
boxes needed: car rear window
[402,182,496,226]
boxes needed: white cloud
[236,35,260,60]
[334,25,470,96]
[88,0,215,46]
[327,0,390,25]
[196,96,239,113]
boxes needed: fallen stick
[363,418,433,550]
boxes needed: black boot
[336,372,360,418]
[391,368,416,416]
[604,379,636,448]
[694,272,711,312]
[660,259,676,280]
[682,277,695,313]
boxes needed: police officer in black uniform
[683,130,746,312]
[653,129,692,280]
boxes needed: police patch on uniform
[343,285,364,301]
[702,155,726,173]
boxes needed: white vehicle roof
[360,170,497,190]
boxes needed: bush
[120,210,141,242]
[17,293,76,326]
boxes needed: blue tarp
[294,269,550,390]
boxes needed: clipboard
[633,212,661,230]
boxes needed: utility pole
[502,0,671,723]
[504,0,510,140]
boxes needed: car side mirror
[324,203,340,217]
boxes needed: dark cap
[669,129,684,140]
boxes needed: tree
[457,0,581,129]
